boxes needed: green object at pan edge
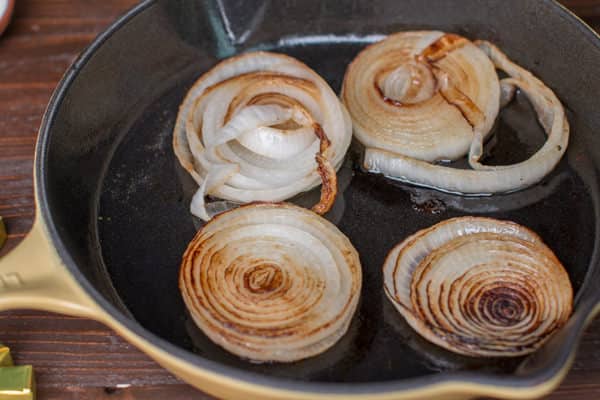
[0,346,36,399]
[0,366,34,400]
[0,347,12,368]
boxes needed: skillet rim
[34,0,600,395]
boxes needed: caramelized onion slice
[179,203,362,362]
[343,31,569,194]
[342,31,500,163]
[383,217,573,357]
[173,52,352,220]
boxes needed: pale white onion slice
[343,32,569,194]
[383,217,573,357]
[173,52,352,221]
[238,125,315,160]
[179,202,362,362]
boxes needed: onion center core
[244,263,285,294]
[379,61,436,105]
[480,288,525,327]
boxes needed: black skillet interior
[43,0,600,385]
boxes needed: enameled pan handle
[0,220,216,396]
[0,218,105,320]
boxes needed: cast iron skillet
[2,0,600,399]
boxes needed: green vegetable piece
[0,366,35,400]
[0,347,12,367]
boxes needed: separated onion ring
[173,52,352,221]
[179,202,362,362]
[342,31,569,194]
[383,217,573,357]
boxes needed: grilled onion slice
[342,32,569,194]
[179,203,362,362]
[173,52,352,221]
[383,217,573,357]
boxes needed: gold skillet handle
[0,219,105,320]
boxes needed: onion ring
[179,202,362,362]
[174,52,352,220]
[383,217,573,357]
[342,32,569,194]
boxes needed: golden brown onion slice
[343,32,569,194]
[342,31,500,163]
[173,52,352,221]
[179,203,362,362]
[383,217,573,357]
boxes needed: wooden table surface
[1,1,600,399]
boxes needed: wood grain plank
[0,1,599,400]
[40,385,213,400]
[563,0,600,16]
[562,0,600,27]
[13,0,140,21]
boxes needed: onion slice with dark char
[342,31,569,195]
[173,52,352,221]
[383,217,573,357]
[179,202,362,362]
